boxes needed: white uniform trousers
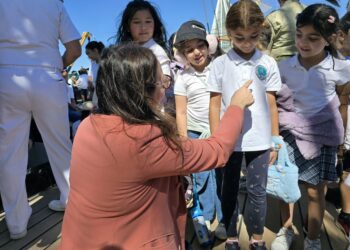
[0,66,71,234]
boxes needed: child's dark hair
[116,0,168,50]
[296,4,339,58]
[78,68,88,75]
[85,41,105,54]
[225,0,264,31]
[340,11,350,34]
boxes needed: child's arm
[209,92,222,134]
[267,91,279,165]
[175,95,188,138]
[336,82,350,130]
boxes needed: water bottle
[189,177,211,247]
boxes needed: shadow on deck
[0,186,349,250]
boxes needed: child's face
[129,10,154,44]
[182,39,209,72]
[86,48,99,61]
[228,27,260,58]
[295,25,329,59]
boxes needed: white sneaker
[10,229,27,240]
[271,227,295,250]
[304,237,321,250]
[48,200,66,212]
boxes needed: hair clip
[327,15,335,24]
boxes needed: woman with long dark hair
[59,44,253,249]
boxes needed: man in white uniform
[0,0,81,239]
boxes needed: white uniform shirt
[77,74,88,90]
[207,49,282,151]
[278,54,350,117]
[0,0,80,69]
[142,39,171,77]
[174,64,211,130]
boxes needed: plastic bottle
[189,178,211,247]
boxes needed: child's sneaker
[225,239,240,250]
[304,237,321,250]
[338,211,350,236]
[271,227,295,250]
[249,240,267,250]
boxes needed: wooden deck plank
[1,184,348,250]
[44,239,61,250]
[1,212,63,250]
[0,187,61,249]
[0,187,59,233]
[27,222,62,250]
[0,207,57,247]
[323,203,349,250]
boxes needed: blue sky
[62,0,348,71]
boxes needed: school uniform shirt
[207,49,282,151]
[76,74,88,90]
[0,0,80,69]
[278,54,350,117]
[174,64,211,130]
[142,39,171,77]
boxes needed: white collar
[142,38,156,49]
[227,49,262,65]
[289,53,333,70]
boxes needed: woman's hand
[230,80,254,109]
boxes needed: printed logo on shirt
[255,65,267,81]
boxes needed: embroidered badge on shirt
[255,65,267,80]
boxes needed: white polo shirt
[77,74,88,90]
[0,0,80,70]
[278,54,350,117]
[174,64,211,130]
[207,49,282,151]
[143,39,171,77]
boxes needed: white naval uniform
[0,0,80,234]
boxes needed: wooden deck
[0,186,349,250]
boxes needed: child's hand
[230,80,254,109]
[269,150,278,165]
